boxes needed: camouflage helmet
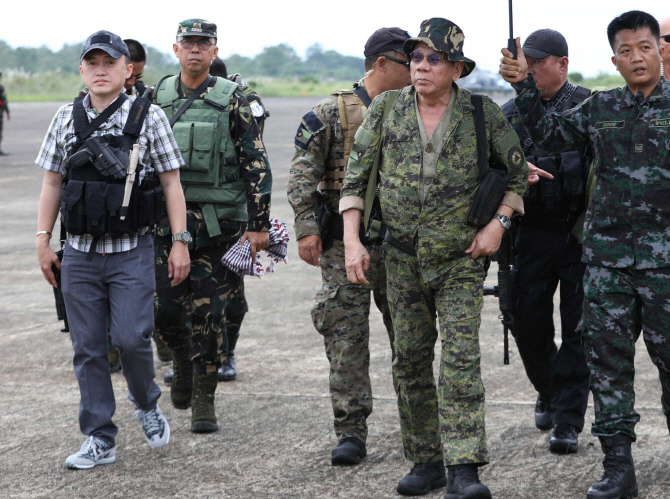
[403,18,476,78]
[177,19,217,39]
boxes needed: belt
[382,227,417,256]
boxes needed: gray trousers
[61,235,161,446]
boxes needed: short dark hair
[607,10,660,50]
[123,39,146,63]
[210,57,227,78]
[364,51,403,71]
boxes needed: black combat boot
[587,435,637,499]
[331,437,367,465]
[191,370,219,433]
[445,464,491,499]
[535,393,553,431]
[218,331,240,382]
[170,348,193,410]
[550,423,579,454]
[396,460,446,496]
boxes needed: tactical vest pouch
[559,151,585,211]
[173,122,193,167]
[192,122,216,172]
[88,138,128,179]
[536,157,561,210]
[84,182,108,236]
[61,180,86,234]
[139,177,164,228]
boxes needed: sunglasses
[383,55,409,67]
[179,38,215,50]
[662,34,670,43]
[410,50,445,66]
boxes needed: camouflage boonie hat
[177,19,217,39]
[403,18,476,78]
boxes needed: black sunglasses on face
[410,50,445,66]
[661,34,670,43]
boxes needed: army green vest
[153,75,246,236]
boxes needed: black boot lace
[601,450,628,481]
[453,465,480,486]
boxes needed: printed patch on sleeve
[508,146,525,169]
[650,118,670,128]
[301,110,325,134]
[249,100,265,118]
[294,124,314,150]
[594,121,625,130]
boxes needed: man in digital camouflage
[500,10,670,499]
[149,19,271,434]
[0,71,10,155]
[342,18,528,498]
[287,27,411,466]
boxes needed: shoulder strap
[73,93,128,145]
[571,85,591,106]
[169,74,213,127]
[353,85,372,107]
[471,94,489,182]
[362,90,401,232]
[122,97,151,139]
[204,76,239,109]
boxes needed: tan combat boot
[190,370,218,433]
[170,347,193,410]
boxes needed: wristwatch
[494,214,512,230]
[172,230,192,244]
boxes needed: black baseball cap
[81,30,130,61]
[364,27,411,57]
[522,29,568,59]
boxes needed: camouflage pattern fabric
[385,253,488,465]
[0,83,7,147]
[177,19,217,39]
[288,80,395,442]
[582,265,670,439]
[225,279,248,339]
[154,208,244,375]
[403,18,476,77]
[512,75,670,269]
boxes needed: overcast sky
[4,1,669,77]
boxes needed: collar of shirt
[81,91,128,128]
[621,76,666,108]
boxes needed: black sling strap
[571,86,591,106]
[169,75,213,127]
[471,94,489,182]
[353,84,372,107]
[72,93,129,148]
[122,97,151,139]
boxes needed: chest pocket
[443,117,478,183]
[382,125,412,177]
[173,112,222,185]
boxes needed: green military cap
[177,19,217,39]
[403,18,476,77]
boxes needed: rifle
[483,222,516,364]
[52,224,69,333]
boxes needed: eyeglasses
[410,50,445,66]
[382,55,409,67]
[661,34,670,43]
[179,38,215,50]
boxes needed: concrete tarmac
[0,97,668,499]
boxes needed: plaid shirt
[36,92,184,253]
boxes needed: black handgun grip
[507,38,517,60]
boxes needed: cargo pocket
[61,180,86,235]
[84,182,107,236]
[310,286,342,336]
[140,185,164,227]
[578,300,605,350]
[190,122,216,172]
[173,122,193,168]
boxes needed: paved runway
[0,96,668,498]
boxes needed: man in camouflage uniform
[148,19,271,434]
[500,10,670,499]
[342,19,528,498]
[287,27,411,465]
[0,71,10,155]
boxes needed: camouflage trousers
[385,251,488,466]
[154,235,243,375]
[582,265,670,440]
[311,240,395,443]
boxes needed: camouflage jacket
[513,75,670,269]
[0,84,8,114]
[340,84,529,282]
[147,76,272,235]
[288,80,367,240]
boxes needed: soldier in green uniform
[288,27,411,465]
[0,71,10,156]
[147,19,272,434]
[342,18,528,498]
[500,10,670,499]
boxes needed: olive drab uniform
[501,82,592,433]
[150,75,272,375]
[287,80,395,444]
[512,74,670,441]
[0,82,8,152]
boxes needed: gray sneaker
[65,436,116,470]
[133,405,170,449]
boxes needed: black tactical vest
[60,95,162,241]
[502,85,591,232]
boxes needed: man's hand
[298,234,322,267]
[499,37,528,84]
[527,161,554,186]
[241,230,270,262]
[466,219,506,259]
[168,242,190,286]
[37,236,60,287]
[6,113,10,122]
[344,239,370,284]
